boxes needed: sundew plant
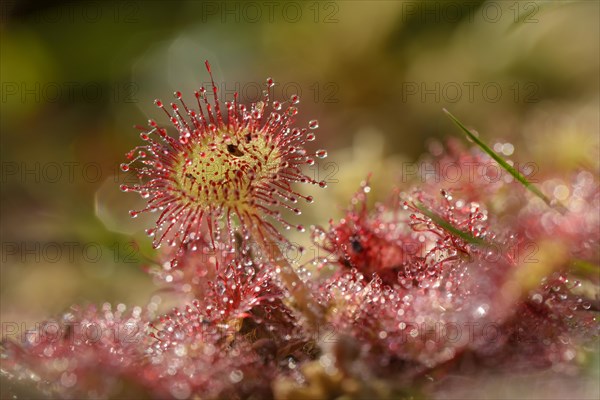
[1,62,598,400]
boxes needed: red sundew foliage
[2,61,598,399]
[399,189,494,287]
[0,304,153,399]
[147,238,218,296]
[3,145,598,398]
[307,160,598,380]
[474,271,599,371]
[149,253,308,355]
[143,306,280,400]
[416,139,510,204]
[314,198,516,373]
[313,179,497,288]
[515,171,600,265]
[311,179,409,285]
[120,61,327,259]
[148,231,250,296]
[0,284,294,399]
[144,311,277,399]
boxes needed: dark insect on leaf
[350,235,363,253]
[227,144,244,157]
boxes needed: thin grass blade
[443,109,566,213]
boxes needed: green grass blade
[413,202,489,247]
[571,259,600,279]
[443,109,566,214]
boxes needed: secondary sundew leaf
[442,109,567,214]
[413,201,489,247]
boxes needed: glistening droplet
[316,150,327,159]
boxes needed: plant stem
[252,227,323,329]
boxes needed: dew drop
[563,348,576,361]
[120,163,130,172]
[60,372,77,388]
[503,143,514,156]
[315,150,327,159]
[170,381,191,400]
[318,181,327,188]
[43,346,54,357]
[229,369,244,383]
[531,293,543,304]
[266,78,275,88]
[309,120,319,129]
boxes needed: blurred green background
[1,0,598,338]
